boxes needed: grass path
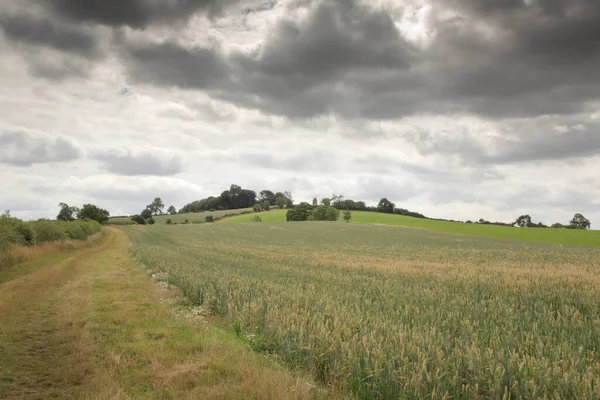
[0,228,330,399]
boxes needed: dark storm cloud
[94,148,185,176]
[122,41,230,90]
[242,1,277,15]
[45,0,244,28]
[0,12,102,58]
[0,131,81,166]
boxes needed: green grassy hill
[109,208,253,225]
[221,209,600,247]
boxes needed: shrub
[286,203,314,221]
[166,219,173,225]
[311,205,340,221]
[62,222,87,240]
[252,215,262,223]
[205,216,214,223]
[185,219,189,224]
[0,214,37,248]
[343,210,352,222]
[131,215,146,225]
[147,217,155,225]
[253,203,262,212]
[30,219,66,243]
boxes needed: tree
[56,203,79,221]
[276,192,293,209]
[343,210,352,222]
[570,213,591,230]
[253,203,262,212]
[311,205,340,221]
[286,203,313,221]
[147,217,155,225]
[167,205,177,215]
[514,215,532,228]
[331,194,345,209]
[148,197,164,216]
[259,190,277,206]
[77,204,109,224]
[551,223,565,229]
[377,198,395,214]
[320,198,331,206]
[141,208,152,220]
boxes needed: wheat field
[124,222,600,399]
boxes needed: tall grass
[125,223,600,399]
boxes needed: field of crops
[222,210,600,247]
[124,222,600,398]
[108,208,253,225]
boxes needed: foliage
[286,203,314,221]
[515,214,532,227]
[0,213,36,248]
[78,204,110,224]
[310,205,340,221]
[275,191,294,209]
[56,203,79,221]
[140,208,153,220]
[147,217,155,225]
[148,197,165,216]
[253,203,262,212]
[126,223,600,399]
[130,215,147,225]
[167,205,177,215]
[180,184,259,213]
[320,198,331,206]
[570,213,591,230]
[343,210,352,222]
[205,215,214,223]
[377,198,395,214]
[252,215,262,223]
[258,190,277,207]
[166,219,173,225]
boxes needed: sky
[0,0,599,227]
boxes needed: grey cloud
[242,1,277,15]
[0,131,81,166]
[26,54,91,80]
[122,42,230,90]
[94,148,185,176]
[0,12,102,58]
[45,0,245,28]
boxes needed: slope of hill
[221,210,600,247]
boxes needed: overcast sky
[1,0,599,227]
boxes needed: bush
[131,215,147,225]
[147,217,155,225]
[286,203,314,221]
[343,210,352,222]
[166,219,173,225]
[62,222,87,240]
[0,214,37,248]
[30,219,66,243]
[311,205,340,221]
[253,203,262,212]
[185,219,189,224]
[252,215,262,223]
[205,216,214,223]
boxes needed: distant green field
[221,209,600,247]
[109,208,253,225]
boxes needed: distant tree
[570,213,591,230]
[131,215,146,225]
[167,205,177,215]
[343,210,352,222]
[140,208,152,220]
[377,198,395,214]
[286,203,313,221]
[77,204,109,224]
[259,190,277,206]
[311,205,340,221]
[148,197,165,215]
[551,223,565,229]
[253,203,262,212]
[147,217,155,225]
[56,202,79,221]
[320,198,331,206]
[276,192,293,209]
[514,215,532,228]
[465,220,473,224]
